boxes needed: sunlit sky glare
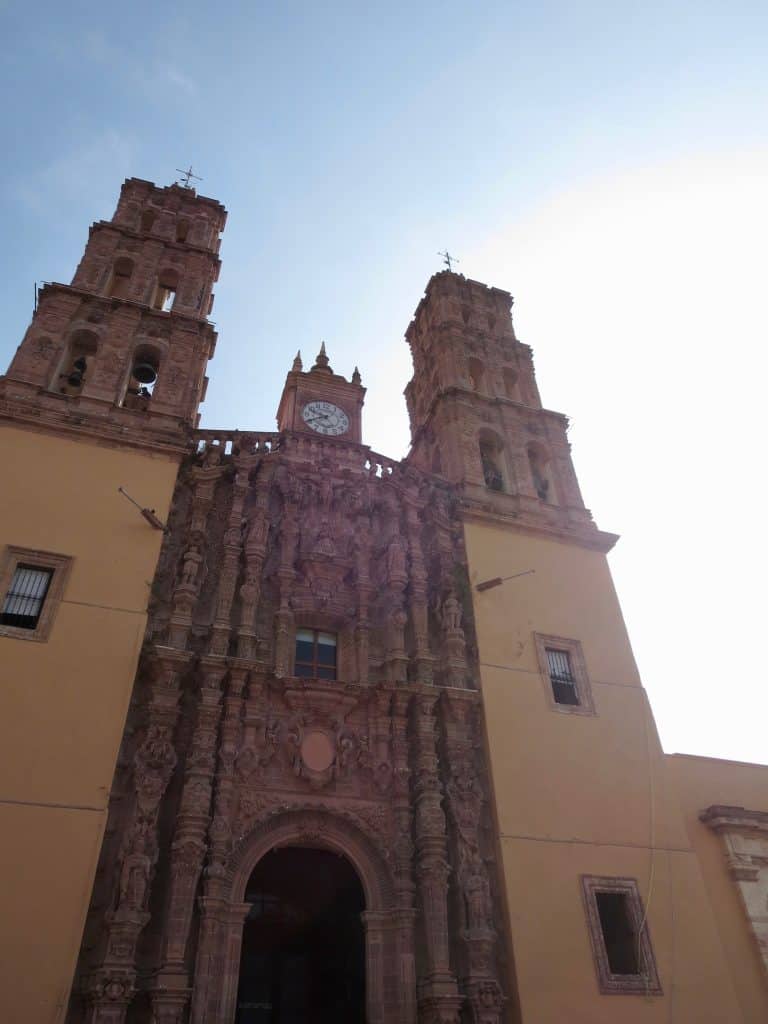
[1,2,766,763]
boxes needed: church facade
[1,178,767,1024]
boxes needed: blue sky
[2,1,767,761]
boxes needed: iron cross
[176,165,203,189]
[437,249,459,272]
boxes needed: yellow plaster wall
[0,424,179,1024]
[464,520,751,1022]
[668,754,768,1021]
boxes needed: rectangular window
[581,875,662,995]
[595,892,639,975]
[0,547,72,642]
[0,565,53,629]
[545,647,580,706]
[534,633,595,715]
[294,629,337,680]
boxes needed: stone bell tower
[3,177,226,444]
[405,271,600,545]
[0,178,227,1024]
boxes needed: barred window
[534,634,595,715]
[546,647,580,706]
[294,629,337,680]
[0,547,72,642]
[1,565,53,630]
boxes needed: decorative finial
[292,350,303,371]
[437,249,459,272]
[352,366,362,385]
[311,341,332,374]
[175,165,203,189]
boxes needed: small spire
[311,341,333,374]
[292,350,303,371]
[352,366,362,385]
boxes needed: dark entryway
[235,846,366,1024]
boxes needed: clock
[301,400,350,436]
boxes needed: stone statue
[441,590,463,632]
[387,535,407,577]
[180,545,203,588]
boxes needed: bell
[132,361,157,385]
[73,356,87,372]
[67,369,84,387]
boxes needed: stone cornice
[700,805,768,834]
[0,382,192,459]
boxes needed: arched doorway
[235,846,366,1024]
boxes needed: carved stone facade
[66,369,507,1022]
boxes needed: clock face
[301,400,350,436]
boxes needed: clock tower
[276,343,365,443]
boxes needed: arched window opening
[503,367,518,400]
[528,444,553,502]
[467,357,485,392]
[237,847,365,1024]
[123,344,161,410]
[56,329,98,396]
[175,218,189,243]
[152,268,179,312]
[140,208,157,233]
[478,430,506,492]
[108,257,134,299]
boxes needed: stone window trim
[581,875,663,996]
[533,633,595,715]
[0,546,73,643]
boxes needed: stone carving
[69,373,506,1024]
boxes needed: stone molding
[701,804,768,973]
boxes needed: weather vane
[437,249,459,272]
[176,165,203,189]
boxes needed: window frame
[293,627,338,680]
[0,546,72,642]
[533,633,595,715]
[581,875,662,996]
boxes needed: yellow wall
[465,520,754,1023]
[0,424,179,1024]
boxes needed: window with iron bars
[546,647,580,706]
[0,565,53,630]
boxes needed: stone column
[167,456,222,649]
[85,648,188,1024]
[353,526,372,683]
[362,910,388,1024]
[411,692,462,1024]
[392,692,418,1024]
[405,503,433,684]
[209,467,248,655]
[237,469,271,659]
[442,693,504,1024]
[152,658,227,1021]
